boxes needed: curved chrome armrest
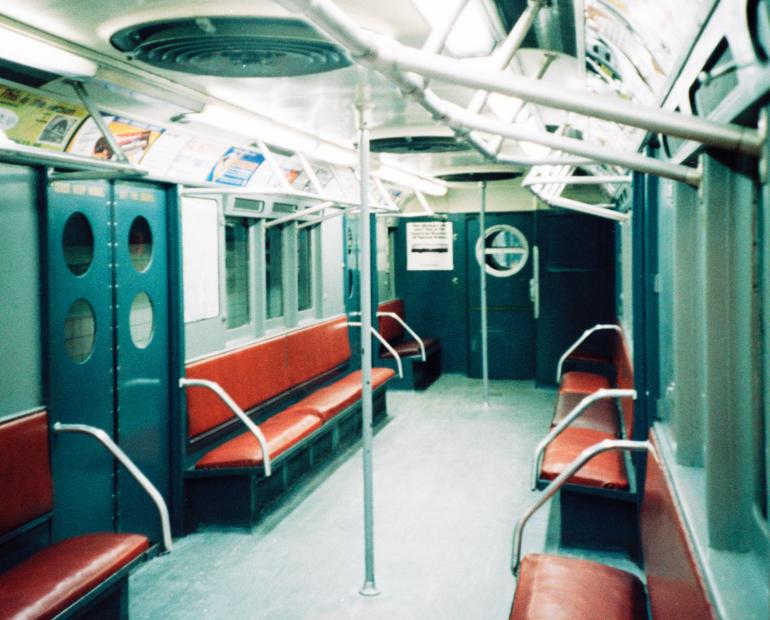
[556,323,622,382]
[513,439,654,576]
[179,378,272,477]
[376,311,427,361]
[53,422,173,553]
[530,388,636,490]
[349,321,403,378]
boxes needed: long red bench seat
[0,411,150,620]
[195,368,395,470]
[0,533,148,619]
[511,431,716,619]
[377,298,441,389]
[538,329,635,491]
[510,554,646,620]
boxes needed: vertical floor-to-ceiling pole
[480,181,490,405]
[356,96,379,596]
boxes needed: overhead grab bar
[375,311,426,361]
[53,422,173,553]
[178,378,272,477]
[349,319,404,379]
[530,388,637,490]
[556,323,622,382]
[513,439,654,576]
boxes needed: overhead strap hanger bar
[264,201,337,229]
[523,175,633,187]
[284,0,764,158]
[545,195,630,222]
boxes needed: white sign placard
[406,221,453,271]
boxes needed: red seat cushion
[295,368,396,423]
[195,409,322,469]
[381,337,440,359]
[0,410,53,536]
[510,554,646,620]
[0,533,148,620]
[559,371,610,394]
[567,348,612,365]
[377,299,406,344]
[541,428,629,490]
[552,392,619,435]
[285,317,351,387]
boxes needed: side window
[224,218,251,330]
[266,224,284,320]
[297,226,313,312]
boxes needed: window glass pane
[266,225,284,319]
[129,216,153,273]
[225,219,250,329]
[64,298,95,363]
[63,212,94,276]
[129,292,154,349]
[298,227,313,312]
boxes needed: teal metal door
[48,179,171,542]
[114,182,169,541]
[467,213,536,379]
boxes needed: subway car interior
[0,0,768,618]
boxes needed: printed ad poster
[0,84,87,151]
[66,115,164,163]
[406,221,453,271]
[207,147,265,187]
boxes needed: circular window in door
[62,212,94,276]
[129,292,154,349]
[475,224,529,277]
[64,298,96,363]
[129,216,153,272]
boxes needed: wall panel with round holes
[129,216,153,272]
[64,298,96,363]
[62,212,94,276]
[129,292,154,349]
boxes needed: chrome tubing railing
[375,311,426,361]
[513,439,654,576]
[530,388,637,490]
[556,323,622,383]
[349,321,403,379]
[53,422,173,553]
[178,378,272,477]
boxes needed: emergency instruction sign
[406,221,453,271]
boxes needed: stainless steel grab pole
[480,181,490,406]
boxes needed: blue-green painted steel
[113,182,170,543]
[47,179,116,539]
[467,212,535,379]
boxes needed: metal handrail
[178,378,272,477]
[556,323,623,382]
[375,311,426,361]
[348,321,403,379]
[53,422,173,553]
[531,388,636,490]
[513,439,654,576]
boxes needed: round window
[475,224,529,277]
[64,298,96,363]
[129,216,153,272]
[129,292,154,349]
[62,212,94,276]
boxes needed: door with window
[466,213,536,378]
[48,179,171,542]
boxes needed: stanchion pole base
[359,581,381,597]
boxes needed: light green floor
[130,375,559,619]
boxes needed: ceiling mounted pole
[480,181,490,406]
[355,91,379,598]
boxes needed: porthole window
[475,224,529,277]
[64,298,95,363]
[63,212,94,276]
[129,292,154,349]
[129,216,153,272]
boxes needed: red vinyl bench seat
[509,554,646,620]
[551,392,619,435]
[0,533,148,620]
[511,431,716,619]
[559,370,611,394]
[0,411,150,620]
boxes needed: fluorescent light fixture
[413,0,496,57]
[373,165,447,197]
[193,104,358,167]
[0,25,97,77]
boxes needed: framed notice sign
[406,221,453,271]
